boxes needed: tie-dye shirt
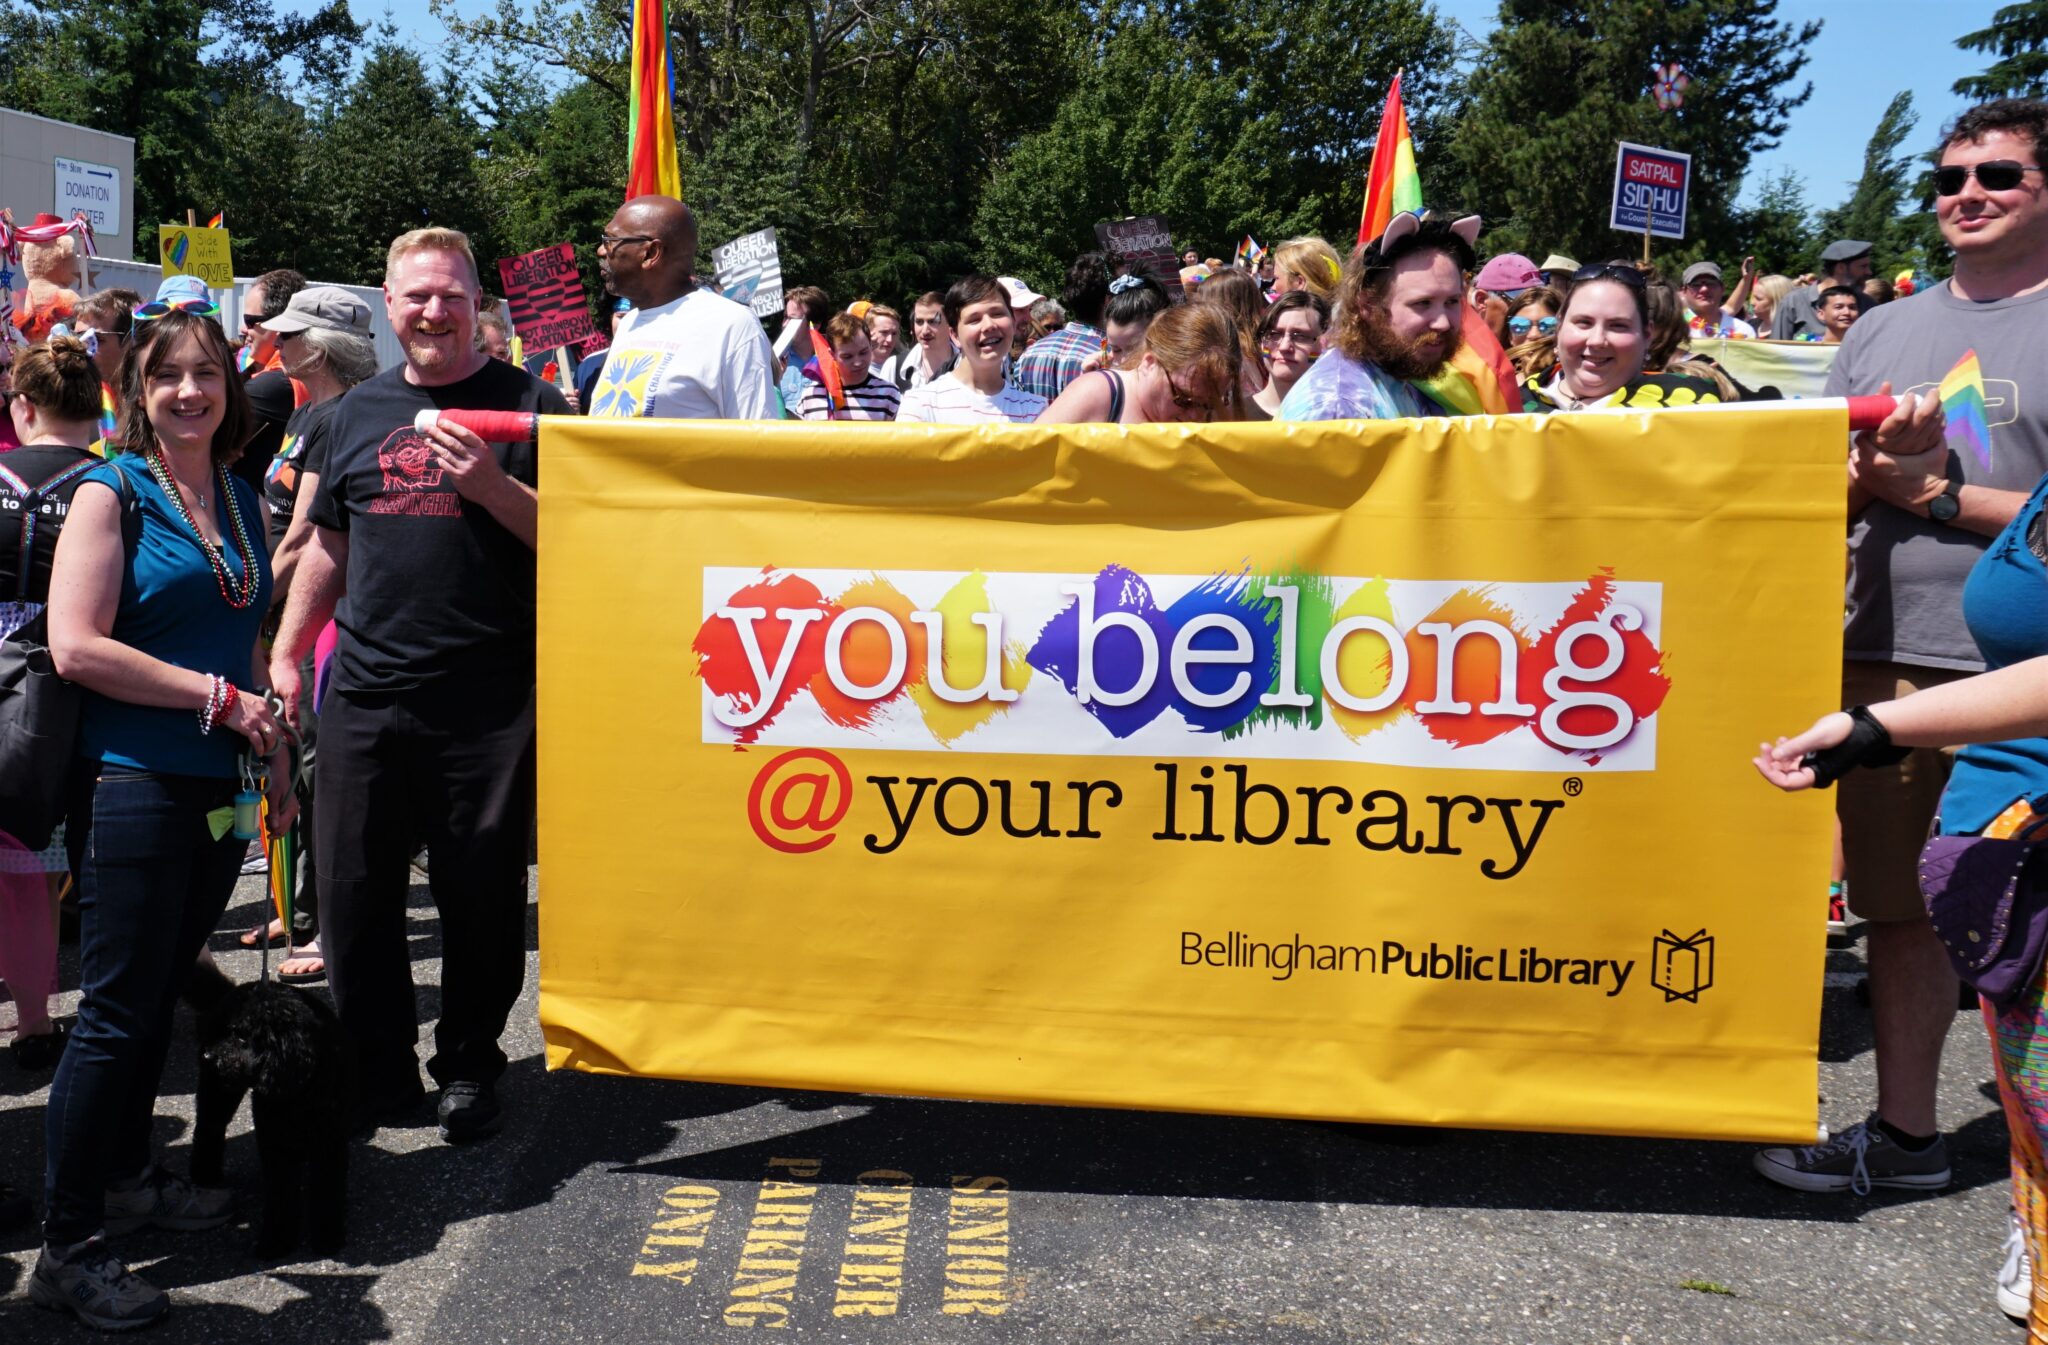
[1275,350,1433,422]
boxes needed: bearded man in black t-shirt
[270,227,570,1143]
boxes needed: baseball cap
[155,274,212,304]
[996,276,1046,308]
[1820,239,1873,263]
[262,285,372,336]
[1681,262,1724,286]
[1473,253,1542,292]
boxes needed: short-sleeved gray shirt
[1829,280,2048,671]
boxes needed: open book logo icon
[1651,929,1714,1002]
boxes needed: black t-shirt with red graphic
[309,359,568,695]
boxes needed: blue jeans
[43,766,241,1245]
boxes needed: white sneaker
[29,1235,169,1330]
[2001,1209,2032,1322]
[104,1165,232,1235]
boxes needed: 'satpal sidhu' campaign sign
[535,404,1848,1143]
[1611,141,1692,241]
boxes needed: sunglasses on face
[1934,160,2045,195]
[1570,263,1647,289]
[1508,315,1559,338]
[132,298,221,321]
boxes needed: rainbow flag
[1940,349,1992,470]
[627,0,681,199]
[1232,236,1264,270]
[1359,71,1422,246]
[206,211,224,229]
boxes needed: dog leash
[239,693,300,987]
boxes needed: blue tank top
[1940,473,2048,835]
[76,455,273,779]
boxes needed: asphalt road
[0,872,2023,1343]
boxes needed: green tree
[1735,168,1813,276]
[1446,0,1819,265]
[974,0,1459,284]
[1955,0,2048,100]
[0,0,359,238]
[312,36,490,283]
[445,0,1083,307]
[1815,91,1917,251]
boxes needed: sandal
[278,941,325,984]
[238,918,287,950]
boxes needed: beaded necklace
[143,447,260,610]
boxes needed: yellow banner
[1693,336,1839,399]
[537,405,1846,1142]
[158,224,232,288]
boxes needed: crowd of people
[0,91,2044,1336]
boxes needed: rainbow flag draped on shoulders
[627,0,681,199]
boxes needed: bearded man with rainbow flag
[1276,71,1521,423]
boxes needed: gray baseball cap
[262,285,372,336]
[1681,261,1723,286]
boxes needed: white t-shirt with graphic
[590,288,778,420]
[895,372,1046,424]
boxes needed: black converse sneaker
[1753,1114,1951,1194]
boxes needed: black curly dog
[185,960,354,1255]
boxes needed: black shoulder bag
[0,463,134,849]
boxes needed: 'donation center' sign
[1610,141,1692,241]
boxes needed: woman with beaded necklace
[34,307,292,1331]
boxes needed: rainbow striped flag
[627,0,681,199]
[1940,349,1991,470]
[1358,71,1422,246]
[1232,236,1264,270]
[206,211,224,229]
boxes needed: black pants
[314,679,534,1094]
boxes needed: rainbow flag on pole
[205,210,224,229]
[1940,349,1992,470]
[627,0,681,200]
[1232,236,1264,270]
[1358,70,1422,246]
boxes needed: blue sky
[346,0,2005,210]
[1428,0,2008,207]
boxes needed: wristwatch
[1928,480,1963,523]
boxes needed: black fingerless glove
[1801,705,1910,788]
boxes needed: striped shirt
[895,372,1047,424]
[796,373,903,421]
[1013,322,1104,401]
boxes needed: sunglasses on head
[1570,263,1647,289]
[1933,160,2045,195]
[1508,315,1559,338]
[132,298,221,321]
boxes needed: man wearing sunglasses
[1770,240,1874,340]
[1754,102,2048,1261]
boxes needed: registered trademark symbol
[1562,777,1584,796]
